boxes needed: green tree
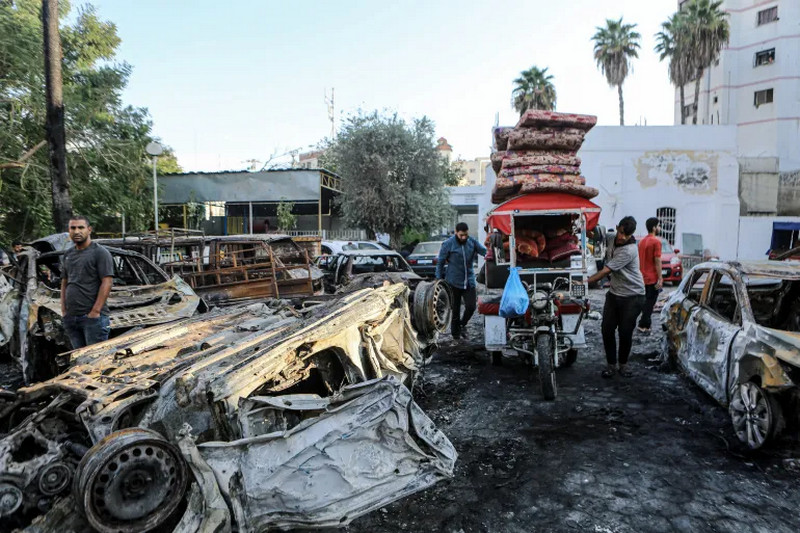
[681,0,729,125]
[156,147,182,174]
[511,66,556,115]
[0,1,172,240]
[276,199,297,232]
[592,18,641,126]
[323,111,453,248]
[655,14,694,124]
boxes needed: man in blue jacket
[436,222,487,340]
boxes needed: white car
[320,240,389,255]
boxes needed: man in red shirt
[637,217,663,332]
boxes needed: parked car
[406,241,444,278]
[0,244,203,383]
[661,261,800,449]
[320,240,385,255]
[660,238,683,285]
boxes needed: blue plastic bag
[499,267,529,317]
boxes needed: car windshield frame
[412,243,442,255]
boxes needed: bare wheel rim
[75,428,188,533]
[729,382,773,450]
[431,281,451,331]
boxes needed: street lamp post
[145,142,163,233]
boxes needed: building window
[754,88,774,107]
[757,6,778,26]
[657,207,677,246]
[682,103,696,121]
[754,48,775,67]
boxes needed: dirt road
[349,288,800,533]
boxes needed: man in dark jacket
[436,222,487,340]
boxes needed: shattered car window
[351,255,411,274]
[706,273,740,324]
[742,275,800,330]
[684,270,709,304]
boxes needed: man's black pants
[638,284,660,329]
[602,293,645,365]
[449,284,477,338]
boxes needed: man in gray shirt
[586,216,645,378]
[60,215,114,349]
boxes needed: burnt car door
[684,270,744,404]
[665,268,710,365]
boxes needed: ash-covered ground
[349,288,800,533]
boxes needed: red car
[659,237,683,285]
[637,236,683,285]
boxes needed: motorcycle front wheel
[537,333,557,400]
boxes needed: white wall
[736,216,800,260]
[579,125,740,259]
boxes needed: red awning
[486,193,601,235]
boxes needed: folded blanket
[516,236,540,258]
[502,151,581,168]
[492,181,599,203]
[507,129,586,151]
[516,229,546,252]
[499,164,581,177]
[495,173,587,185]
[516,110,597,131]
[490,151,504,174]
[493,127,513,151]
[546,241,581,262]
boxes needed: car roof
[694,260,800,280]
[339,249,402,257]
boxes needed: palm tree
[682,0,730,125]
[592,18,641,126]
[655,14,694,124]
[511,66,556,115]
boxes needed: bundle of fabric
[543,232,581,262]
[516,110,597,130]
[492,173,598,203]
[502,150,581,169]
[493,127,513,151]
[507,128,585,151]
[515,235,540,259]
[490,151,504,174]
[490,110,597,203]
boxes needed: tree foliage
[323,111,453,248]
[276,199,297,232]
[592,18,641,126]
[655,0,729,125]
[511,66,556,115]
[0,0,173,243]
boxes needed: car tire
[728,382,784,450]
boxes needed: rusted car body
[0,246,202,384]
[661,261,800,449]
[97,233,323,305]
[0,283,454,531]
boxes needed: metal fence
[680,254,705,271]
[284,229,367,241]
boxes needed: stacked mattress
[491,110,598,204]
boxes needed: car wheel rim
[729,382,772,450]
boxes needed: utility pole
[42,0,73,232]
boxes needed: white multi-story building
[675,0,800,173]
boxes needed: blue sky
[85,0,678,171]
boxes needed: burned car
[0,245,203,384]
[321,249,427,293]
[97,233,324,305]
[662,261,800,449]
[0,283,455,531]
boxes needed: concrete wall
[579,125,740,259]
[737,215,800,260]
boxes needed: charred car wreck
[97,233,324,305]
[0,283,455,531]
[0,246,203,384]
[662,261,800,449]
